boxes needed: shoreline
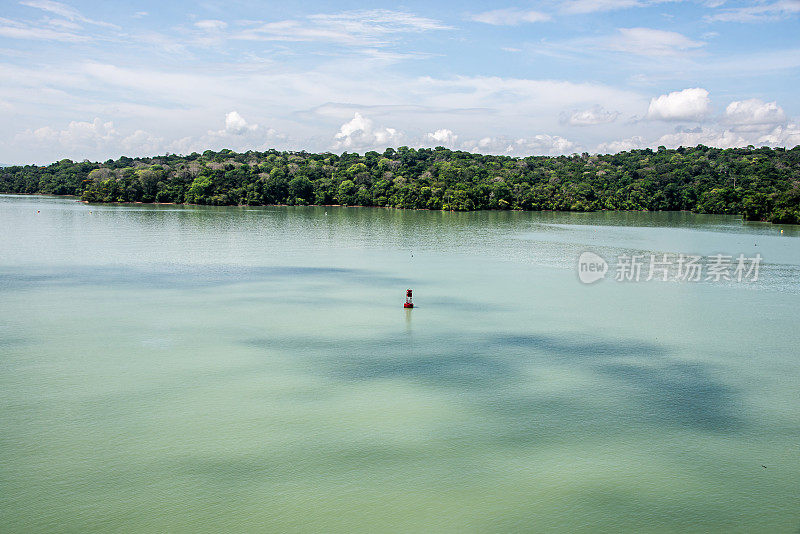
[4,191,789,225]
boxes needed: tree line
[1,145,798,224]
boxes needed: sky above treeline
[1,0,799,164]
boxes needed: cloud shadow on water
[246,330,745,435]
[492,332,744,433]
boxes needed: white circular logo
[578,251,608,284]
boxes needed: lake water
[1,194,799,533]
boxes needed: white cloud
[20,117,117,149]
[425,128,458,146]
[647,88,711,121]
[724,99,786,130]
[757,123,800,147]
[563,105,620,126]
[172,118,284,154]
[200,111,287,152]
[463,134,576,155]
[44,17,81,31]
[121,130,164,154]
[560,0,641,14]
[655,127,748,148]
[460,136,515,154]
[192,20,230,47]
[235,9,450,47]
[221,111,257,135]
[194,20,228,31]
[607,28,705,56]
[417,76,643,117]
[0,56,650,162]
[0,16,89,41]
[309,10,450,32]
[472,136,514,153]
[20,0,119,29]
[596,119,800,154]
[332,112,404,150]
[10,112,290,162]
[134,31,192,57]
[653,122,800,150]
[6,4,797,166]
[518,135,576,154]
[1,0,121,42]
[596,136,645,153]
[21,0,82,21]
[470,9,551,25]
[559,0,691,14]
[705,0,800,22]
[13,117,168,159]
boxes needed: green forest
[2,144,799,224]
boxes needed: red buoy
[404,289,414,308]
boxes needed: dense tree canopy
[2,145,799,224]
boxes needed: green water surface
[1,195,799,533]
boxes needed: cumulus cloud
[220,111,258,135]
[595,123,800,154]
[652,123,799,150]
[724,99,786,131]
[607,27,705,56]
[596,136,646,153]
[11,112,290,162]
[655,127,749,148]
[120,129,164,154]
[425,128,458,146]
[332,112,404,150]
[201,111,285,151]
[562,105,620,126]
[463,134,576,156]
[14,117,167,159]
[460,136,518,155]
[757,123,800,147]
[470,8,551,25]
[516,135,576,154]
[419,129,575,155]
[19,118,118,150]
[0,57,643,162]
[647,88,711,121]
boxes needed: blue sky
[1,0,798,163]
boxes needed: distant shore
[3,145,798,224]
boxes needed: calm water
[1,194,799,533]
